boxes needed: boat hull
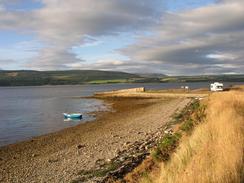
[63,113,82,119]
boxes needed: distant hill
[0,70,243,86]
[137,73,167,78]
[160,75,244,83]
[0,70,140,86]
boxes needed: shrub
[151,133,181,162]
[180,119,194,132]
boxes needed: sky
[0,0,243,75]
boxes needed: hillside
[0,70,244,86]
[0,70,140,86]
[160,75,244,82]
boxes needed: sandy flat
[0,97,190,183]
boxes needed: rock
[119,157,125,162]
[48,159,58,163]
[95,159,106,167]
[31,154,37,158]
[164,128,173,134]
[139,145,145,150]
[114,149,121,156]
[123,142,130,146]
[77,144,85,149]
[134,141,139,145]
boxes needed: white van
[210,82,224,91]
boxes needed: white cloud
[206,53,236,60]
[120,0,244,74]
[0,4,4,11]
[0,0,163,70]
[0,0,244,74]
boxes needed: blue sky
[166,0,215,12]
[0,0,243,75]
[3,0,43,11]
[71,33,134,62]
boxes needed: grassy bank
[158,91,244,183]
[124,91,244,183]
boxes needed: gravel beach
[0,96,190,183]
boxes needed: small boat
[63,113,82,119]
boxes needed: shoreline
[0,94,192,183]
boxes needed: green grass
[88,79,128,84]
[151,100,206,163]
[180,119,194,132]
[160,75,244,83]
[178,100,206,134]
[151,133,181,162]
[72,161,120,182]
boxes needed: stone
[31,154,37,158]
[77,144,85,149]
[114,149,121,155]
[48,159,58,163]
[123,142,130,146]
[119,157,125,162]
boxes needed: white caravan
[210,82,224,91]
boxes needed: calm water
[0,82,243,146]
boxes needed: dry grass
[124,157,159,183]
[230,85,244,92]
[157,91,244,183]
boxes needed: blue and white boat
[63,113,82,119]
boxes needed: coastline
[0,94,192,183]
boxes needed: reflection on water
[64,118,81,122]
[0,82,243,146]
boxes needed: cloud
[121,0,244,75]
[0,58,16,64]
[65,59,172,74]
[0,4,4,11]
[65,59,132,71]
[26,47,85,70]
[0,59,18,70]
[0,40,41,68]
[0,0,244,74]
[0,0,163,70]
